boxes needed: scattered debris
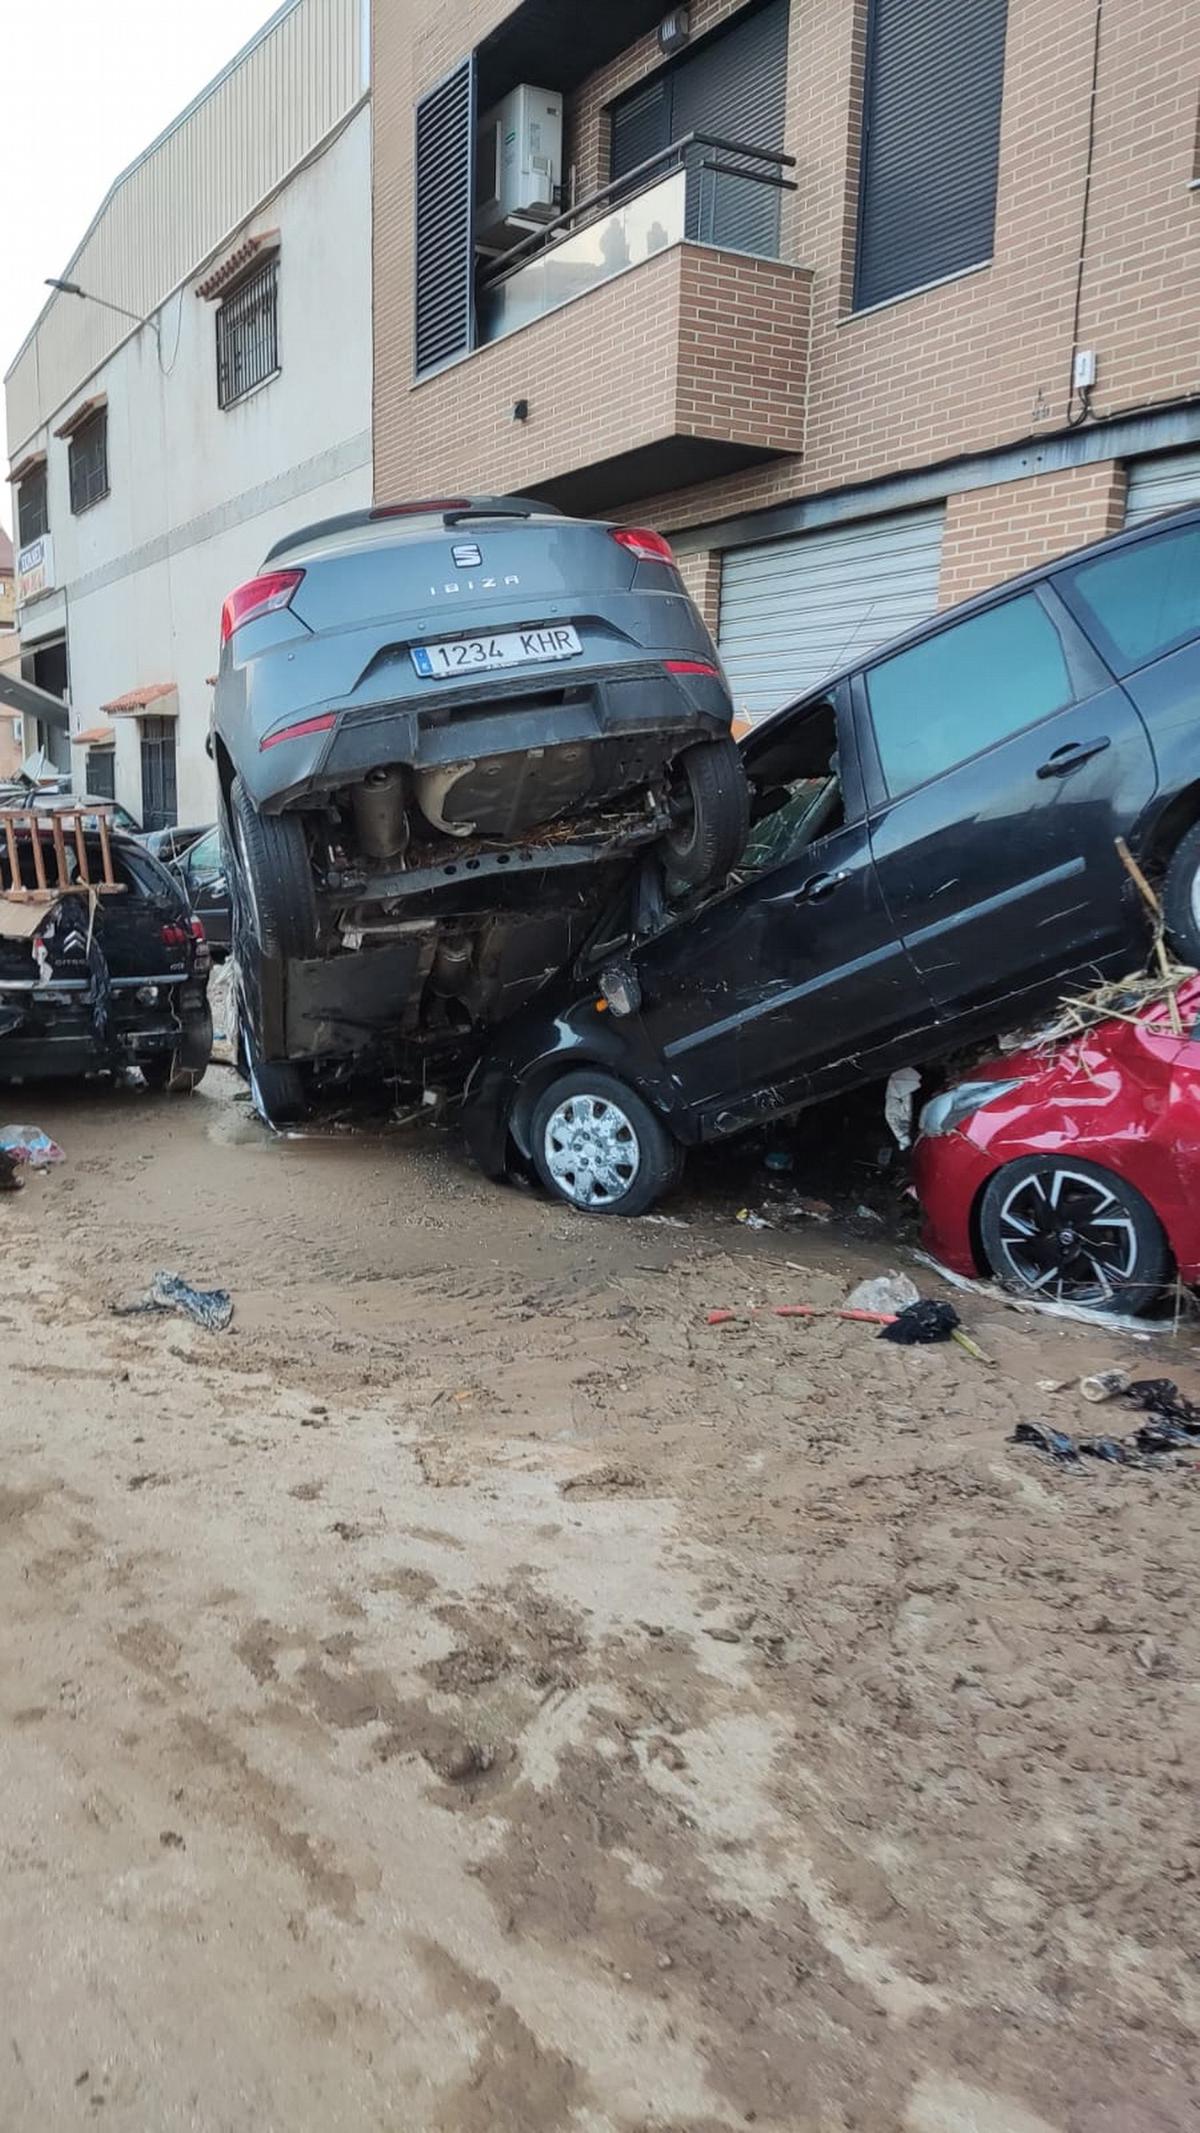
[884,1066,922,1150]
[879,1299,960,1346]
[1080,1369,1132,1404]
[0,1147,22,1192]
[854,1203,884,1225]
[111,1270,233,1333]
[705,1304,899,1328]
[911,1249,1157,1336]
[1012,1381,1200,1466]
[560,1464,645,1495]
[639,1212,690,1228]
[735,1208,772,1230]
[1126,1378,1200,1427]
[0,1124,65,1169]
[433,1737,496,1782]
[845,1273,920,1316]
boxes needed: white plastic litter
[910,1250,1156,1338]
[884,1067,922,1150]
[844,1273,921,1316]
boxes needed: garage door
[718,506,945,724]
[1125,447,1200,525]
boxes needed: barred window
[216,257,280,408]
[69,410,109,515]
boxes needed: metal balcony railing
[478,132,797,347]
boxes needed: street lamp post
[44,278,160,347]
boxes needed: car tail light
[220,568,304,643]
[611,527,676,566]
[161,922,187,947]
[189,917,206,942]
[665,659,720,677]
[259,711,338,753]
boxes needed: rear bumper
[0,975,209,1076]
[243,663,733,812]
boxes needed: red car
[912,976,1200,1314]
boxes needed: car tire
[1161,821,1200,967]
[662,738,750,898]
[229,776,318,961]
[140,1004,212,1094]
[529,1069,683,1216]
[235,1004,308,1126]
[979,1153,1170,1315]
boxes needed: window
[1060,523,1200,679]
[216,256,280,407]
[609,0,789,258]
[182,828,223,886]
[139,717,178,832]
[866,593,1075,799]
[17,466,48,547]
[855,0,1009,311]
[741,698,847,870]
[86,747,116,801]
[69,409,109,514]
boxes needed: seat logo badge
[452,542,482,568]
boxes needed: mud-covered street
[2,1069,1198,2132]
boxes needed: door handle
[1036,736,1112,779]
[795,870,848,903]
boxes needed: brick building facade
[372,0,1199,718]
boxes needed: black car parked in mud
[464,506,1200,1213]
[213,496,748,1120]
[0,823,212,1092]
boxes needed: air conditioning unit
[476,85,562,246]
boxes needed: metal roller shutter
[855,0,1009,310]
[718,506,946,725]
[610,0,788,257]
[1124,449,1200,525]
[414,58,476,375]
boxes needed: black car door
[633,685,935,1133]
[860,583,1158,1013]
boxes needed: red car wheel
[979,1154,1170,1315]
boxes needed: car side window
[865,592,1078,799]
[1059,522,1200,678]
[185,830,222,883]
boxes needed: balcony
[409,138,812,516]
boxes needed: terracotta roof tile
[101,681,177,713]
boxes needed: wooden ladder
[0,805,126,904]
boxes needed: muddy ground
[1,1065,1198,2132]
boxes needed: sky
[1,0,283,531]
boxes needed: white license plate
[410,625,582,680]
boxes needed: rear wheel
[662,737,750,897]
[140,1005,212,1095]
[229,776,319,961]
[979,1154,1169,1314]
[529,1069,683,1216]
[235,998,308,1125]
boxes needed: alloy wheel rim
[543,1094,640,1208]
[995,1167,1139,1305]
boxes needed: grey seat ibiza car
[211,496,747,1117]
